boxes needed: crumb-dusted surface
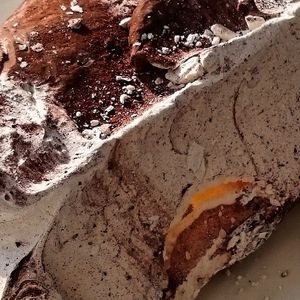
[2,0,174,131]
[129,0,251,69]
[1,0,272,132]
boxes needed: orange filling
[191,180,250,209]
[164,179,252,262]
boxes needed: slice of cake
[0,0,299,299]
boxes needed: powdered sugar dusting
[0,75,101,203]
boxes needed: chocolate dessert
[0,0,299,299]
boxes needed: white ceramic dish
[0,1,299,300]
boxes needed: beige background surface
[0,1,299,299]
[0,0,21,24]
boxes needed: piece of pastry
[0,0,299,299]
